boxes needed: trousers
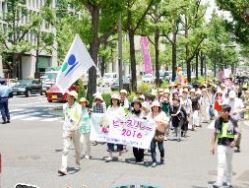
[216,145,233,185]
[0,97,10,121]
[150,139,164,163]
[61,130,81,172]
[80,133,91,156]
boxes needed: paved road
[0,96,248,188]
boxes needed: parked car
[111,76,130,91]
[101,73,118,86]
[46,85,77,103]
[142,74,155,83]
[12,79,43,97]
[41,71,59,94]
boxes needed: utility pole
[118,14,123,90]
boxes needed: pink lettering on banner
[140,36,153,74]
[113,120,120,128]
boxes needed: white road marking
[11,112,41,120]
[41,117,60,122]
[21,117,41,121]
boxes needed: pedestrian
[120,89,130,110]
[91,93,106,146]
[170,98,187,141]
[79,97,91,159]
[191,89,201,129]
[104,93,125,162]
[223,90,244,152]
[0,79,12,124]
[58,91,82,176]
[211,104,239,188]
[181,88,192,136]
[214,90,223,117]
[130,99,145,163]
[149,100,169,167]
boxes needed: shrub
[160,80,169,89]
[137,83,152,94]
[128,91,137,103]
[102,92,112,107]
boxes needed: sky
[203,0,233,22]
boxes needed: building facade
[0,0,57,79]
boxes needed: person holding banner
[58,91,82,176]
[104,94,126,162]
[79,97,92,159]
[130,99,146,163]
[149,101,169,167]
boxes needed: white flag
[55,34,95,94]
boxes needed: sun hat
[120,89,128,95]
[67,90,78,99]
[131,98,142,108]
[79,97,89,105]
[151,100,161,108]
[111,93,120,100]
[94,93,103,101]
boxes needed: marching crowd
[58,79,247,188]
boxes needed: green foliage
[137,83,153,93]
[102,92,112,107]
[160,80,169,88]
[127,91,137,103]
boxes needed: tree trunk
[154,29,160,86]
[172,32,177,81]
[87,6,100,100]
[128,29,137,92]
[100,56,105,77]
[200,51,204,76]
[195,50,199,79]
[185,15,191,83]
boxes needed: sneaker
[160,158,164,164]
[105,156,112,162]
[6,120,10,123]
[223,182,233,188]
[234,146,240,153]
[58,169,67,176]
[212,184,221,188]
[74,165,80,171]
[151,162,157,167]
[85,155,91,160]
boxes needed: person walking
[79,97,92,159]
[58,91,82,176]
[211,104,239,188]
[170,98,187,141]
[0,79,12,124]
[104,94,125,162]
[149,100,169,167]
[130,99,145,163]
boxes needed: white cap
[190,88,195,93]
[196,90,202,95]
[67,90,78,99]
[229,90,236,99]
[111,93,120,100]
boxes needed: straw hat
[120,89,128,95]
[131,98,142,108]
[79,97,89,105]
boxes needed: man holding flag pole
[56,34,96,176]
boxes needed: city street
[0,96,248,188]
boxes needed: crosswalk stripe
[22,117,41,121]
[11,112,41,120]
[41,117,60,122]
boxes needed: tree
[124,0,155,92]
[77,0,123,98]
[216,0,249,44]
[0,0,55,78]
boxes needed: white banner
[90,114,155,149]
